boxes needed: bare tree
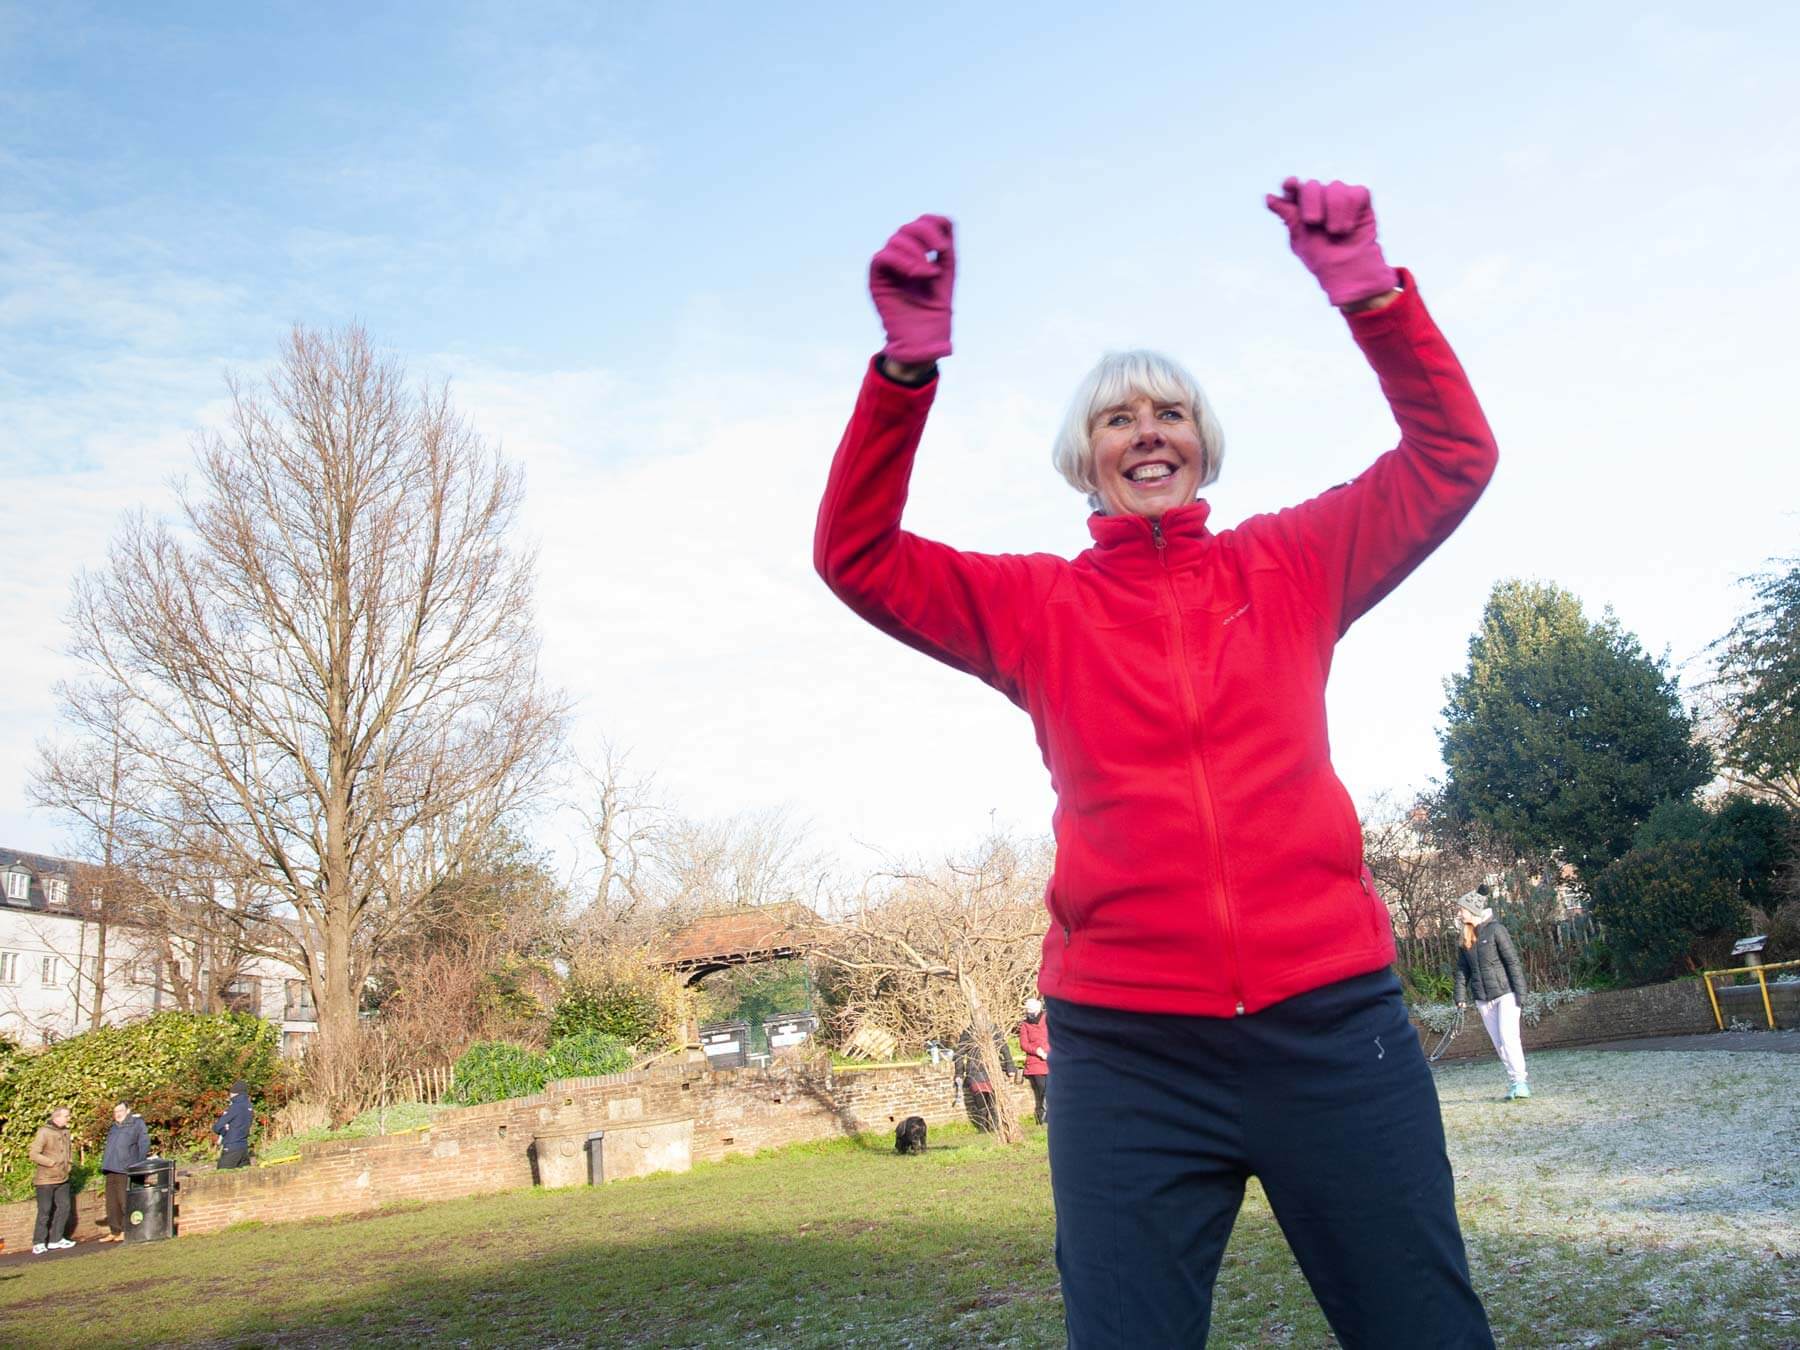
[30,683,152,1028]
[1361,793,1486,945]
[569,741,666,936]
[127,831,273,1013]
[55,325,567,1099]
[370,824,566,1066]
[650,808,823,914]
[810,832,1050,1145]
[567,753,827,951]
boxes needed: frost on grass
[1437,1049,1800,1347]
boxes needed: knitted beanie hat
[1454,890,1490,923]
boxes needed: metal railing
[1698,958,1800,1030]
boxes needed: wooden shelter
[658,902,817,986]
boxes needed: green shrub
[0,1012,281,1201]
[1588,840,1748,984]
[1571,937,1620,990]
[544,1029,633,1080]
[1400,966,1455,1002]
[449,1041,548,1106]
[549,983,666,1049]
[551,946,690,1051]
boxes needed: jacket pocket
[1046,881,1074,940]
[1360,867,1391,946]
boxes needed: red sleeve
[1261,270,1498,635]
[814,358,1059,702]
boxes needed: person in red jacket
[1017,997,1050,1124]
[816,179,1497,1348]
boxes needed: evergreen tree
[1439,580,1712,878]
[1710,558,1800,811]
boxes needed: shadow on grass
[23,1215,1067,1349]
[7,1200,1791,1349]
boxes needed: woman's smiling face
[1089,394,1204,519]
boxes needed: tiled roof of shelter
[659,902,817,968]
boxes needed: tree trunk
[957,969,1022,1145]
[90,914,108,1031]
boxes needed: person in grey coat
[1453,885,1531,1099]
[100,1102,151,1242]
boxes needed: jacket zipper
[1151,519,1248,1015]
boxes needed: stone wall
[1412,976,1772,1061]
[0,1055,1025,1250]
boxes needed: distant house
[0,845,317,1056]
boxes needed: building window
[39,956,59,986]
[130,960,158,986]
[0,951,18,984]
[2,870,26,902]
[42,877,68,907]
[223,976,261,1016]
[285,979,317,1021]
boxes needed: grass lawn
[1,1048,1794,1347]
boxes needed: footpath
[1569,1028,1800,1054]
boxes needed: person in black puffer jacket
[1453,886,1530,1100]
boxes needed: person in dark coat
[1453,885,1531,1099]
[1017,997,1051,1124]
[100,1102,151,1241]
[213,1080,254,1169]
[954,1021,1016,1132]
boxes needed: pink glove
[1265,178,1398,307]
[868,214,955,364]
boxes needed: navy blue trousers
[1048,971,1494,1349]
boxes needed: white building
[0,847,318,1057]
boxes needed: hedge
[450,1031,634,1106]
[0,1012,282,1201]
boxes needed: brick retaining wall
[1412,976,1762,1062]
[10,978,1762,1249]
[0,1056,1026,1250]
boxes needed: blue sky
[4,2,1798,873]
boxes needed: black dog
[894,1116,927,1155]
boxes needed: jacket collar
[1087,498,1213,552]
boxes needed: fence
[374,1064,454,1106]
[1394,914,1603,995]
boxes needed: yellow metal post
[1702,973,1724,1031]
[1699,957,1800,1031]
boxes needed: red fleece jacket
[815,273,1497,1017]
[1018,1016,1050,1076]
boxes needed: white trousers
[1477,992,1527,1084]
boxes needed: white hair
[1051,349,1225,513]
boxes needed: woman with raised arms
[815,178,1498,1348]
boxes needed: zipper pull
[1234,1001,1246,1016]
[1061,924,1071,946]
[1151,520,1166,551]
